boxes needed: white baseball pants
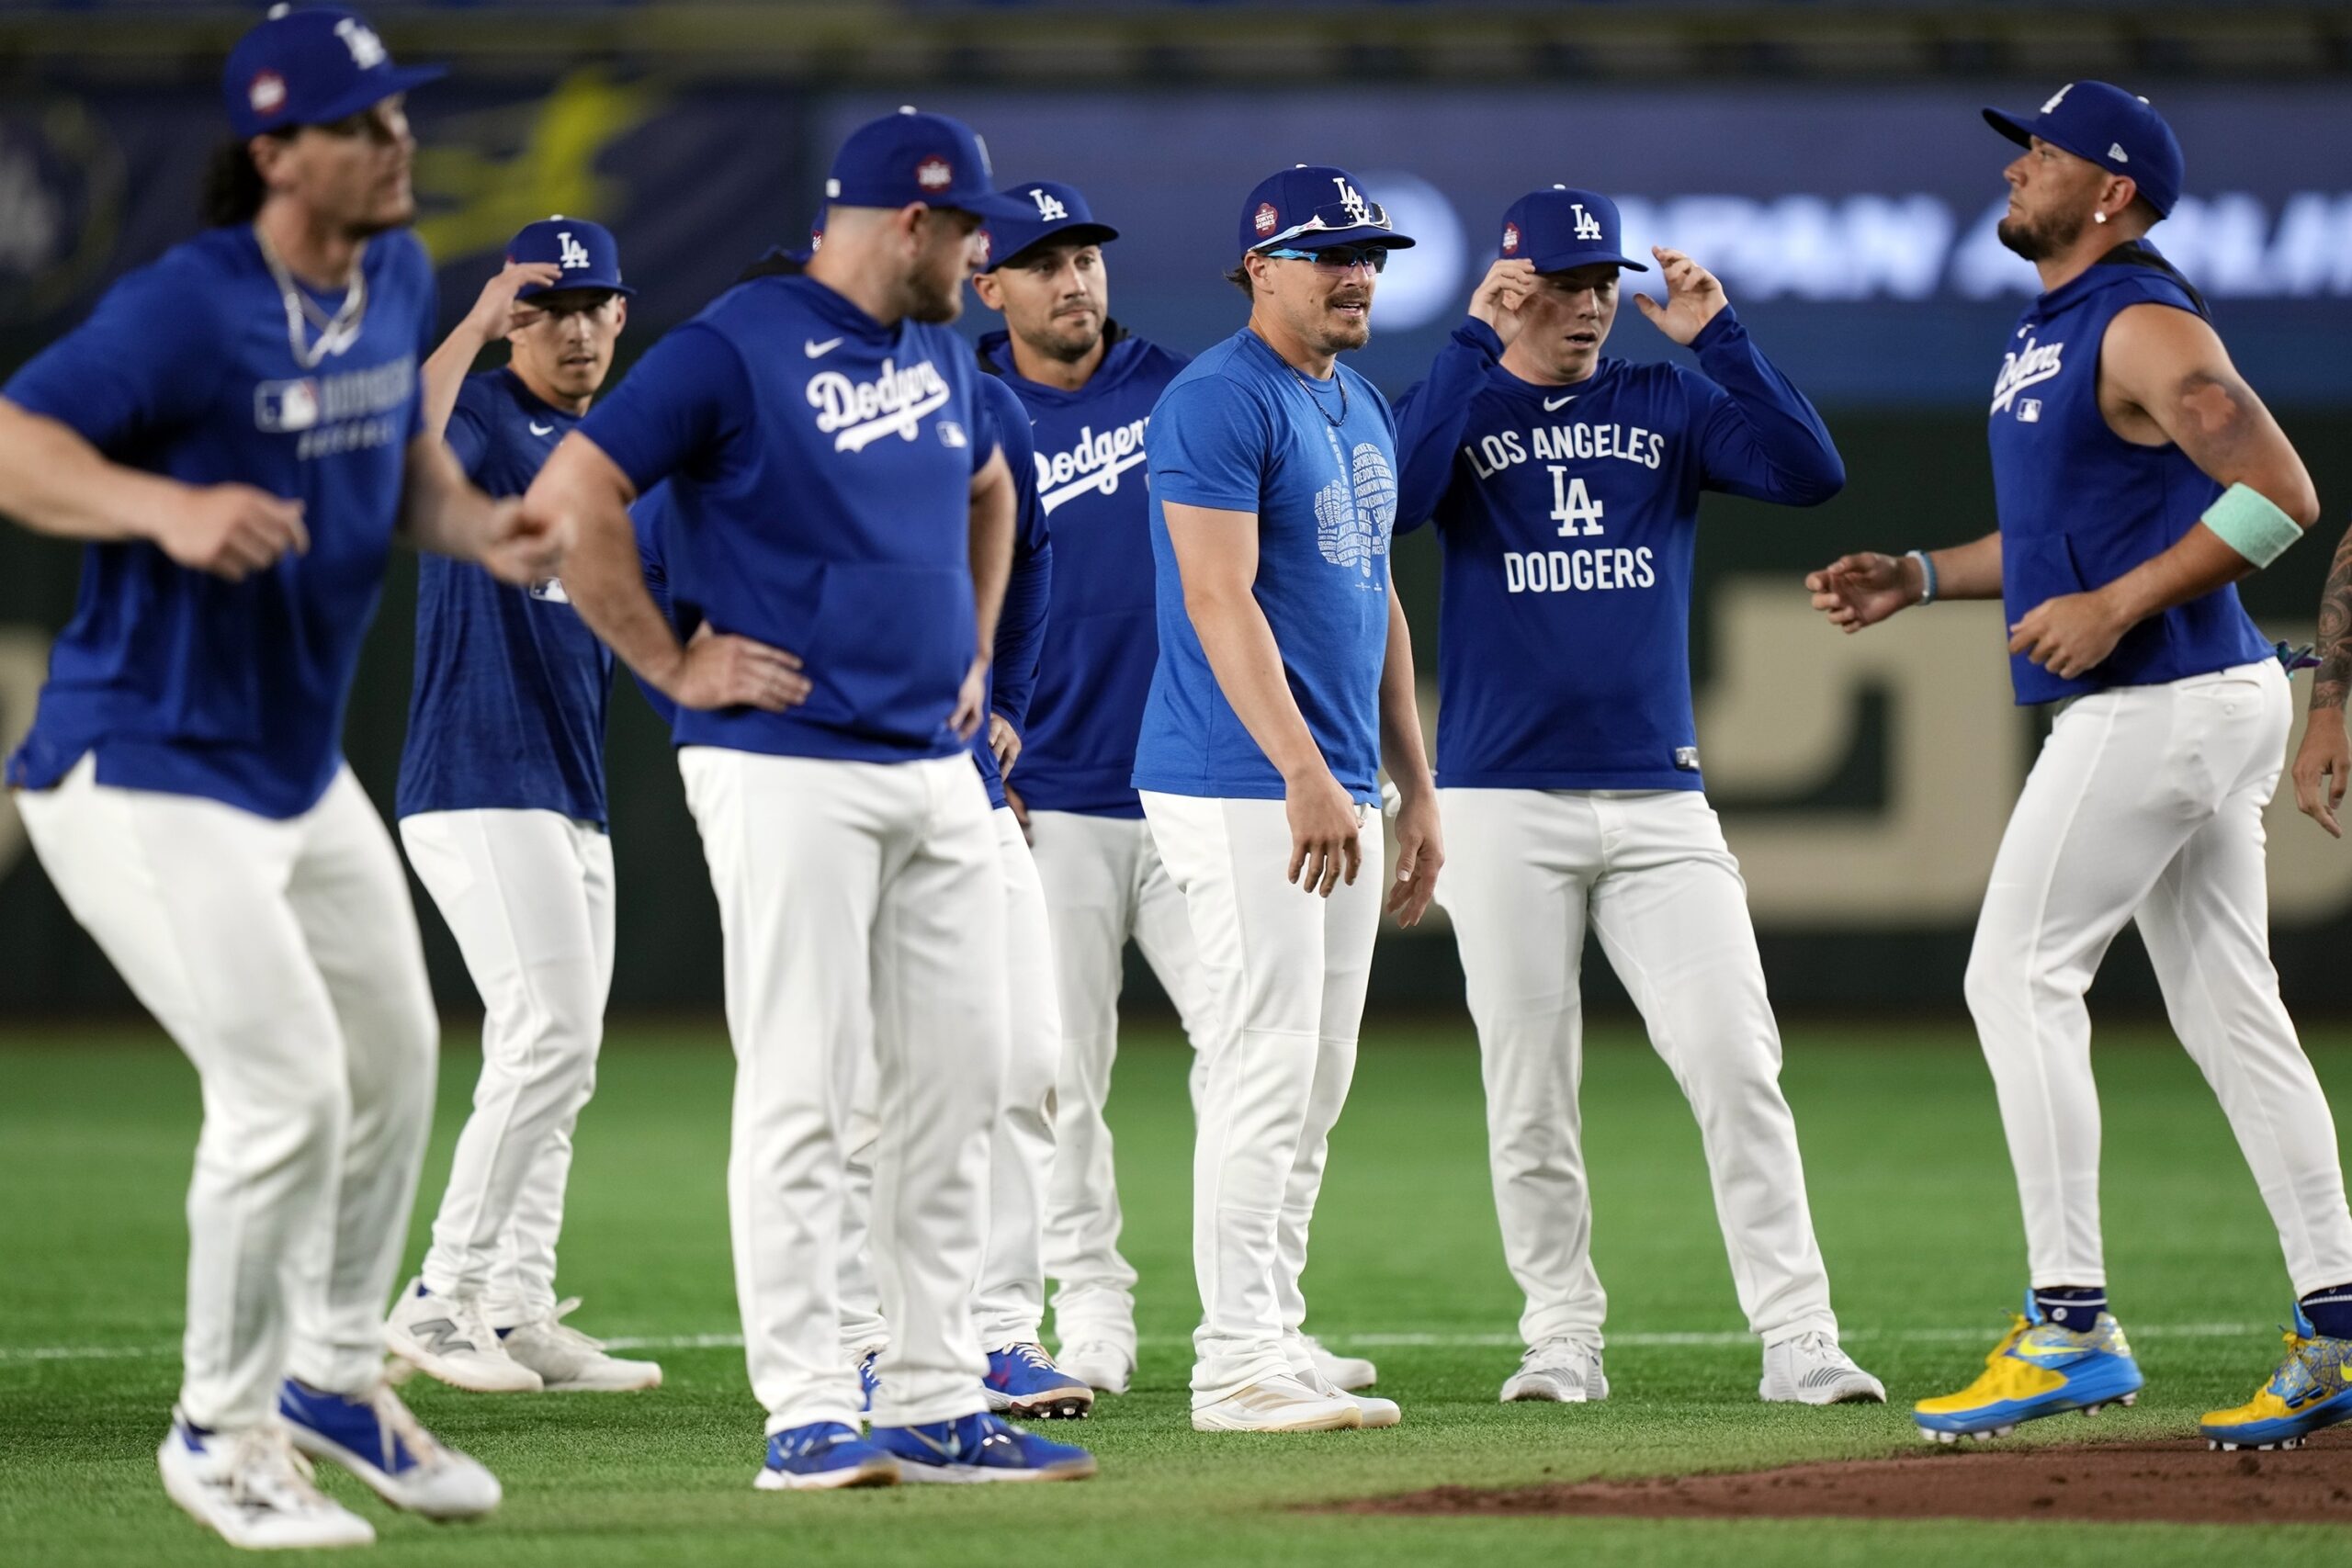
[1139,792,1381,1406]
[681,748,1005,1432]
[837,805,1062,1352]
[399,808,616,1325]
[1027,808,1216,1358]
[1964,660,2352,1295]
[17,758,438,1430]
[1437,786,1840,1351]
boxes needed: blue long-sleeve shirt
[973,371,1051,810]
[1393,307,1842,791]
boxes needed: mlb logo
[1673,746,1702,772]
[916,156,953,192]
[254,378,322,433]
[2018,399,2042,423]
[529,578,572,604]
[937,421,968,449]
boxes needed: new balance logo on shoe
[408,1318,478,1355]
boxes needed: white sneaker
[158,1411,375,1551]
[1300,1361,1402,1428]
[1056,1341,1134,1396]
[500,1299,662,1392]
[1759,1331,1887,1404]
[1500,1338,1609,1404]
[1302,1333,1378,1392]
[385,1277,541,1393]
[1192,1371,1365,1433]
[279,1379,503,1518]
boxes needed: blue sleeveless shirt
[1989,243,2270,706]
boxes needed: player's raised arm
[1391,257,1534,533]
[418,259,561,441]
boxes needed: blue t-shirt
[395,368,616,825]
[978,326,1189,818]
[970,372,1051,811]
[576,274,995,765]
[1392,310,1844,791]
[4,226,435,818]
[1131,328,1397,806]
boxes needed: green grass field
[6,1019,2351,1565]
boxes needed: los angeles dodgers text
[1465,420,1668,479]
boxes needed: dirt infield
[1333,1434,2352,1527]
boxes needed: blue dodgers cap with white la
[223,5,445,139]
[978,181,1119,273]
[1239,164,1416,257]
[825,107,1036,223]
[505,216,633,299]
[1984,81,2185,218]
[1498,187,1649,274]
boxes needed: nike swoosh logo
[1544,394,1577,412]
[529,422,555,436]
[805,338,843,358]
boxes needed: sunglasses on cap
[1257,194,1397,249]
[1260,244,1390,273]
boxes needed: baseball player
[385,216,659,1395]
[523,109,1093,1486]
[1136,165,1442,1434]
[1808,83,2352,1449]
[1392,188,1884,1408]
[0,6,550,1548]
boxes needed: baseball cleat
[1760,1331,1887,1404]
[1913,1291,2143,1442]
[1055,1340,1134,1396]
[385,1277,541,1393]
[1500,1337,1609,1404]
[983,1342,1094,1419]
[2200,1307,2352,1452]
[157,1410,376,1551]
[756,1421,900,1491]
[1302,1333,1379,1392]
[869,1413,1098,1483]
[277,1379,501,1519]
[498,1299,662,1393]
[1192,1371,1365,1433]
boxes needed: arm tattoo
[2312,524,2352,712]
[2173,369,2262,473]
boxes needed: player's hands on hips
[1285,766,1363,897]
[475,498,566,586]
[2293,713,2352,838]
[158,483,310,580]
[1468,259,1538,348]
[1385,787,1443,926]
[989,714,1023,773]
[949,657,989,741]
[2008,589,2129,681]
[463,260,563,343]
[671,621,812,712]
[1806,552,1917,631]
[1634,247,1728,345]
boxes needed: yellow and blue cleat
[1913,1291,2143,1443]
[2200,1306,2352,1451]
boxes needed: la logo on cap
[916,156,954,192]
[1501,222,1520,255]
[248,70,287,115]
[1253,201,1279,236]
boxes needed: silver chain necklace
[1283,357,1348,428]
[254,225,368,369]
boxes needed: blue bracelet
[1905,549,1939,605]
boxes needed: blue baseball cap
[223,5,445,140]
[504,217,632,299]
[1984,81,2184,218]
[978,181,1119,274]
[825,108,1035,222]
[1498,187,1649,274]
[1239,164,1416,257]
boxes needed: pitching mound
[1334,1434,2352,1527]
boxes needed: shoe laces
[434,1290,507,1357]
[365,1382,446,1467]
[224,1426,330,1514]
[1781,1330,1847,1364]
[1004,1341,1056,1371]
[1521,1337,1600,1371]
[526,1298,607,1354]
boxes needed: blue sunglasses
[1260,244,1391,273]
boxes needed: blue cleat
[757,1421,900,1491]
[984,1342,1094,1420]
[870,1412,1098,1483]
[1913,1292,2143,1443]
[277,1378,502,1517]
[2201,1307,2352,1451]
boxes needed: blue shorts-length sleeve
[3,256,227,452]
[575,322,752,496]
[1147,379,1272,513]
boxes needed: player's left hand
[989,714,1023,773]
[949,657,989,741]
[1634,247,1728,346]
[477,498,565,586]
[2008,590,2131,681]
[1385,789,1444,927]
[2292,715,2351,838]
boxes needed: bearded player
[1393,187,1883,1408]
[1809,84,2352,1450]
